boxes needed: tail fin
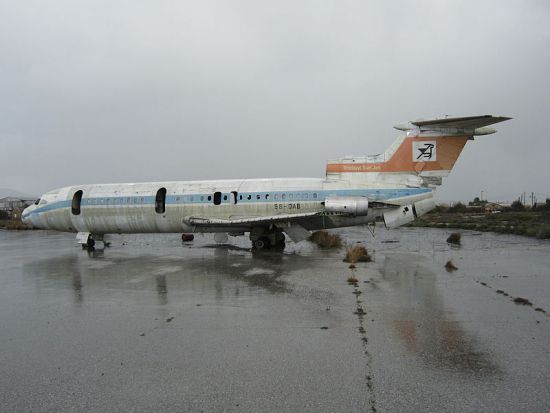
[326,115,510,186]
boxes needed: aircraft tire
[253,237,271,249]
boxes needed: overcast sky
[1,0,548,202]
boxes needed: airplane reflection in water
[21,247,315,306]
[378,253,499,375]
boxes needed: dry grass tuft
[309,231,342,249]
[444,260,458,271]
[343,245,372,263]
[446,232,462,245]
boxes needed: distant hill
[0,188,36,199]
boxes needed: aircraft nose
[21,207,31,224]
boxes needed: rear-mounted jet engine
[324,196,369,216]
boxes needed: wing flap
[187,211,320,227]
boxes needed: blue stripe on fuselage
[25,187,432,217]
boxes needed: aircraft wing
[411,115,511,130]
[186,211,321,227]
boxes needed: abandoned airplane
[22,115,510,249]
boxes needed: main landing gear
[250,227,286,250]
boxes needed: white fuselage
[22,177,432,235]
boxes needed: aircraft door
[154,187,172,232]
[69,189,88,231]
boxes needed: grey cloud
[1,0,548,202]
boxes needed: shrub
[448,202,467,213]
[446,232,461,245]
[343,245,372,263]
[309,231,342,249]
[537,225,550,239]
[510,200,525,211]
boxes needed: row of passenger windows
[71,187,320,216]
[198,192,318,202]
[79,193,319,204]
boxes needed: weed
[343,245,372,263]
[446,232,462,245]
[308,230,342,249]
[444,260,458,271]
[537,225,550,239]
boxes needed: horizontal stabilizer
[412,115,511,130]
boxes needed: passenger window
[247,195,252,200]
[313,193,317,199]
[213,192,221,205]
[71,190,83,215]
[282,194,286,200]
[223,194,228,201]
[256,194,260,200]
[274,194,279,200]
[265,194,269,200]
[207,195,212,201]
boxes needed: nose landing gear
[76,232,107,251]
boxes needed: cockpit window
[34,199,40,205]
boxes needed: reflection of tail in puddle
[381,254,500,375]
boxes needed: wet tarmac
[1,227,549,412]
